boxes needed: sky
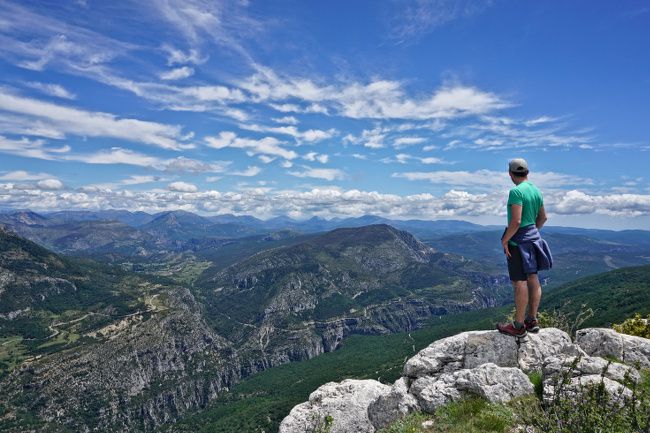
[0,0,649,229]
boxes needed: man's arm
[501,204,522,258]
[536,205,547,229]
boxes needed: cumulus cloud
[159,66,195,80]
[205,131,297,160]
[168,181,198,192]
[0,90,194,150]
[36,178,63,190]
[0,185,648,220]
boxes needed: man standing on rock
[497,158,552,338]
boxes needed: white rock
[367,377,420,430]
[544,354,641,384]
[410,363,534,413]
[517,328,585,373]
[403,330,519,378]
[278,379,390,433]
[576,328,650,369]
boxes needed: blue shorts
[507,245,537,281]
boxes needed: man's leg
[513,280,528,324]
[526,273,542,318]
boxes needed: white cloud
[272,116,299,125]
[0,170,53,181]
[64,147,163,167]
[389,0,493,44]
[0,135,70,160]
[258,155,276,164]
[205,131,298,160]
[36,178,63,190]
[161,44,207,65]
[25,82,76,99]
[163,156,231,173]
[381,153,447,165]
[120,175,157,185]
[239,66,507,120]
[344,127,387,149]
[168,181,198,192]
[288,167,345,181]
[302,152,329,163]
[239,123,336,143]
[159,66,195,80]
[393,136,426,148]
[0,90,193,150]
[281,160,293,168]
[231,165,261,176]
[1,184,649,220]
[392,169,591,190]
[423,144,438,151]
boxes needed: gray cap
[509,158,528,174]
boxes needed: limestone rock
[517,328,585,372]
[576,327,650,369]
[403,330,519,379]
[278,379,390,433]
[410,363,534,413]
[367,377,420,430]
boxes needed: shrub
[613,313,650,339]
[515,359,650,433]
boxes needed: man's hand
[501,239,511,258]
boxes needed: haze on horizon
[0,0,649,230]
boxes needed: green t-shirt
[507,181,543,245]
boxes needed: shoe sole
[527,327,540,333]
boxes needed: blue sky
[0,0,649,228]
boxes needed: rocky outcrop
[576,327,650,369]
[279,379,391,433]
[280,327,648,433]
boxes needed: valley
[1,209,649,432]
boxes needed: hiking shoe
[497,322,527,338]
[525,317,540,333]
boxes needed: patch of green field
[0,336,28,379]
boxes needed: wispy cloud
[0,170,55,181]
[239,66,509,120]
[392,169,592,190]
[0,90,194,150]
[288,167,346,181]
[205,131,298,160]
[239,123,336,144]
[388,0,494,44]
[231,165,262,177]
[159,66,195,80]
[25,82,76,99]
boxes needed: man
[497,158,552,338]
